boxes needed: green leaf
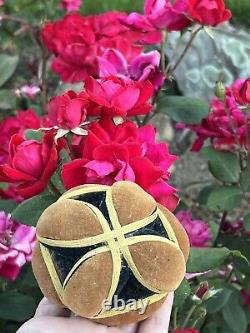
[244,214,250,231]
[0,291,36,322]
[174,279,191,307]
[0,54,19,87]
[187,247,233,272]
[50,149,70,194]
[12,193,57,226]
[202,147,241,183]
[25,129,43,141]
[206,186,242,211]
[240,169,250,192]
[157,95,210,124]
[222,292,247,333]
[0,89,17,109]
[0,200,17,213]
[205,288,232,313]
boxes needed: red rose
[188,0,231,26]
[42,13,98,82]
[0,132,60,198]
[84,76,153,118]
[0,109,41,164]
[47,90,88,130]
[233,78,250,106]
[62,118,178,211]
[42,12,148,83]
[172,329,199,333]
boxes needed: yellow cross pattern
[38,185,180,319]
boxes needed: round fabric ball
[32,181,190,326]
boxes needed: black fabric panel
[43,242,105,284]
[111,257,155,307]
[74,191,113,230]
[124,216,169,239]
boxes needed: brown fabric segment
[159,204,190,262]
[32,243,64,307]
[36,199,103,240]
[129,241,186,292]
[63,252,113,318]
[95,297,166,326]
[112,181,156,226]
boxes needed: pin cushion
[32,181,190,326]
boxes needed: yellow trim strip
[37,209,158,248]
[40,244,64,302]
[60,186,110,200]
[105,188,163,295]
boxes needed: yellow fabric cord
[38,185,179,319]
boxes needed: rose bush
[1,0,250,332]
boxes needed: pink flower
[60,0,82,12]
[0,0,4,6]
[47,90,88,130]
[98,49,165,91]
[62,118,178,211]
[84,76,154,118]
[19,85,40,100]
[122,0,191,43]
[145,0,191,31]
[0,212,36,280]
[176,210,212,247]
[178,81,250,151]
[0,109,41,164]
[233,78,250,106]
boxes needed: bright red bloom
[233,78,250,106]
[188,0,232,26]
[42,13,97,82]
[0,109,41,164]
[42,12,146,83]
[0,132,60,198]
[177,83,250,151]
[84,76,154,118]
[172,329,199,333]
[47,91,88,130]
[62,118,178,211]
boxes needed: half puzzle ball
[32,181,190,326]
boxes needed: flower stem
[169,26,203,74]
[182,304,197,328]
[214,211,228,246]
[161,30,167,73]
[173,307,178,329]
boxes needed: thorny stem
[169,26,203,75]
